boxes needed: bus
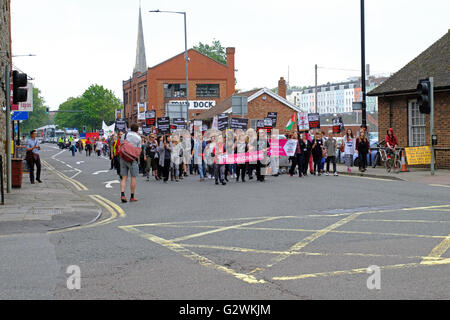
[36,125,56,143]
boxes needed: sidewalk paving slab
[0,163,102,236]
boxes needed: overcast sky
[10,0,450,110]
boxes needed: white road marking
[93,170,109,175]
[104,180,120,189]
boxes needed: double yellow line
[42,160,88,191]
[42,160,126,234]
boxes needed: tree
[193,39,227,65]
[19,87,49,135]
[55,84,122,132]
[54,97,85,130]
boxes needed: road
[3,144,450,299]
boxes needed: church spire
[133,3,147,74]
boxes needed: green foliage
[19,87,50,135]
[193,39,227,65]
[55,84,122,132]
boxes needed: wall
[378,91,450,169]
[0,0,11,187]
[246,93,297,134]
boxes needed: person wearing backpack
[119,123,142,203]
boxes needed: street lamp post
[149,10,189,123]
[360,0,367,128]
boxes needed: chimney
[278,77,287,99]
[226,47,236,95]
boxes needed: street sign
[232,96,248,116]
[11,111,29,121]
[352,102,363,111]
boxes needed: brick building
[122,6,235,125]
[196,77,307,134]
[368,30,450,169]
[1,0,12,187]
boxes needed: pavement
[336,163,450,185]
[0,157,102,236]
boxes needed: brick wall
[247,93,297,134]
[0,0,11,186]
[378,90,450,169]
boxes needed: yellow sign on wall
[405,146,432,165]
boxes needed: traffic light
[82,126,86,133]
[46,107,49,114]
[417,79,431,114]
[12,70,28,105]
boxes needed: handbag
[119,135,142,162]
[26,139,37,164]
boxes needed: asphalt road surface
[2,144,449,299]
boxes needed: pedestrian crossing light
[417,79,431,114]
[12,70,28,105]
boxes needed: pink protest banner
[218,151,264,164]
[268,139,287,156]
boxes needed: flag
[286,113,295,131]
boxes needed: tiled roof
[368,30,450,96]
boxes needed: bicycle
[372,141,386,168]
[385,148,401,173]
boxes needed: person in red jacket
[385,128,398,158]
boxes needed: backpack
[119,134,142,162]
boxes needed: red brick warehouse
[122,6,235,125]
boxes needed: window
[139,86,145,102]
[164,84,186,98]
[196,84,220,97]
[408,100,426,147]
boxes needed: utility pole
[315,64,318,113]
[360,0,367,128]
[183,12,189,124]
[5,65,11,192]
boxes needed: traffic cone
[401,150,408,172]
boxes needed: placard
[231,118,248,130]
[256,120,265,129]
[218,114,229,131]
[142,126,152,136]
[298,113,309,131]
[145,110,156,126]
[115,118,126,131]
[308,113,320,129]
[332,117,344,134]
[263,117,273,133]
[157,117,170,135]
[267,112,277,127]
[173,118,187,130]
